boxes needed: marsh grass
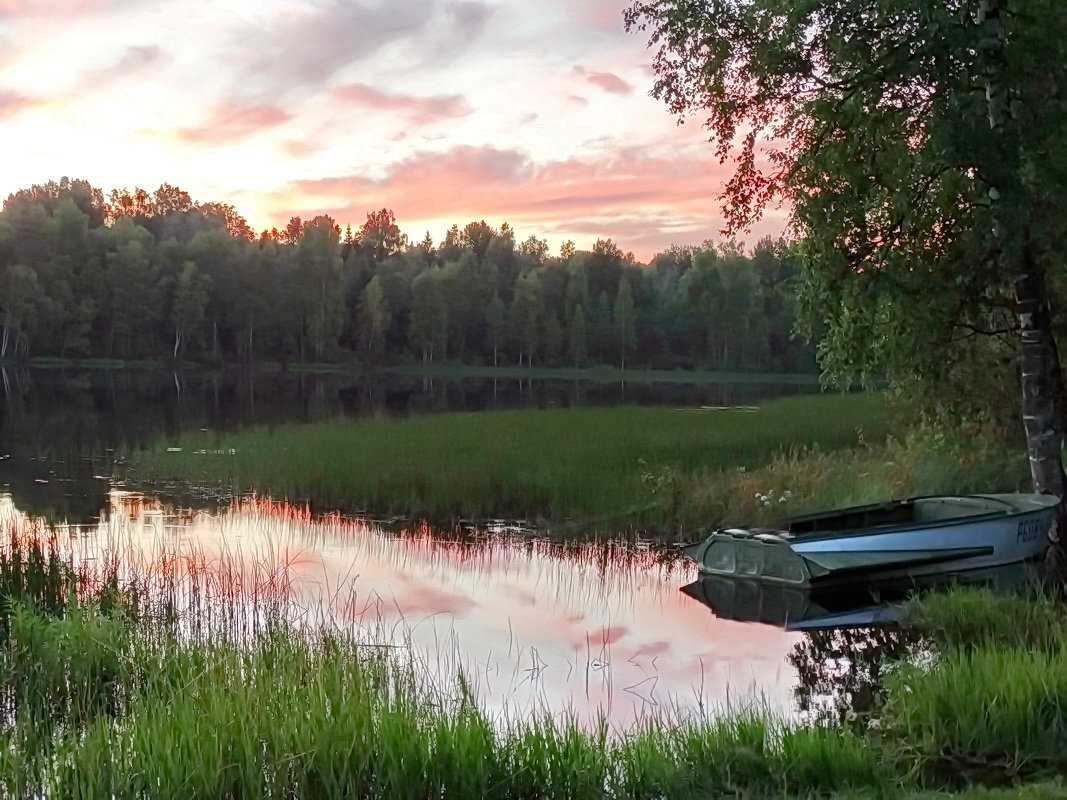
[680,426,1029,530]
[131,392,888,532]
[131,392,1031,537]
[902,585,1064,653]
[881,644,1067,787]
[384,363,822,385]
[11,626,896,799]
[879,587,1067,788]
[1,515,1066,796]
[0,519,900,798]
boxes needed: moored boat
[683,493,1059,587]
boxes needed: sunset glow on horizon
[0,0,788,261]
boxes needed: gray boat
[682,493,1059,587]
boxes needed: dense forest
[0,178,813,371]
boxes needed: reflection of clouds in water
[374,581,479,618]
[1,490,802,727]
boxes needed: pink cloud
[288,144,711,217]
[173,104,292,146]
[332,83,471,124]
[0,0,100,17]
[0,89,38,117]
[269,142,787,261]
[238,1,492,96]
[577,0,628,32]
[573,66,632,95]
[79,45,164,88]
[279,139,319,159]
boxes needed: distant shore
[7,356,821,385]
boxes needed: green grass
[0,521,1065,796]
[130,392,888,531]
[0,530,890,798]
[684,426,1030,531]
[130,391,1033,535]
[0,607,893,798]
[881,588,1067,788]
[902,585,1064,653]
[906,783,1067,799]
[18,357,162,370]
[881,643,1067,787]
[5,581,1065,799]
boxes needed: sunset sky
[0,0,787,261]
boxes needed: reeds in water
[130,393,889,533]
[0,519,894,798]
[0,516,1064,797]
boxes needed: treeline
[0,178,813,371]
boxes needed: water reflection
[681,565,1044,726]
[0,491,802,726]
[682,564,1042,632]
[789,626,923,726]
[0,368,815,525]
[681,576,902,631]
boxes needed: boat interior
[784,495,1013,538]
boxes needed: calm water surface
[0,492,802,726]
[0,368,819,725]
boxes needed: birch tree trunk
[1015,251,1067,516]
[981,0,1067,547]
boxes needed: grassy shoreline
[129,391,1032,535]
[129,393,889,533]
[0,527,1063,796]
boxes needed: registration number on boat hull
[1017,517,1045,544]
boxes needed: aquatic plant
[681,426,1029,530]
[129,393,888,534]
[0,514,1063,796]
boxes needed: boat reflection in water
[683,563,1045,725]
[680,561,1044,632]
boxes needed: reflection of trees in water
[790,626,925,727]
[1,368,814,524]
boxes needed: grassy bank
[129,393,887,530]
[130,391,1033,534]
[0,527,1066,796]
[681,425,1030,531]
[0,616,889,798]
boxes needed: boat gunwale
[770,494,1057,545]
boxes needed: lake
[0,367,831,726]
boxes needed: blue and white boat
[683,494,1059,587]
